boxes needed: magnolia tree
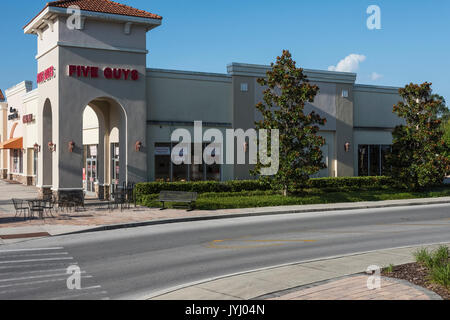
[252,50,326,195]
[387,82,450,189]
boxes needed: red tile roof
[48,0,161,19]
[0,89,4,102]
[25,0,162,28]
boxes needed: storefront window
[190,143,204,181]
[11,149,23,174]
[358,145,368,176]
[204,142,221,181]
[155,142,222,182]
[173,163,188,182]
[33,149,38,176]
[369,145,380,176]
[154,143,171,182]
[381,145,392,176]
[358,144,391,177]
[206,163,221,181]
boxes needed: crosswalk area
[0,247,109,300]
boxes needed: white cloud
[370,72,383,81]
[328,54,366,73]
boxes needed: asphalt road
[0,203,449,300]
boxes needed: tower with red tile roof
[23,0,162,200]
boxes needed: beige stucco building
[0,0,404,200]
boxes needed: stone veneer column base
[38,187,53,200]
[95,184,105,201]
[104,185,110,201]
[1,169,7,179]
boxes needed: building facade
[0,0,404,200]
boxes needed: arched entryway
[82,97,126,199]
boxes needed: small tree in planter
[387,82,450,189]
[252,50,327,196]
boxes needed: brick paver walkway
[270,275,435,300]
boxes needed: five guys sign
[68,65,139,81]
[37,66,55,85]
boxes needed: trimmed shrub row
[135,176,396,197]
[306,176,395,189]
[135,179,273,196]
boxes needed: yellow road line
[207,238,317,249]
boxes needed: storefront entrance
[84,145,98,195]
[111,143,120,195]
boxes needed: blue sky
[1,0,449,101]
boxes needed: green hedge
[306,176,395,189]
[135,176,395,197]
[135,179,272,195]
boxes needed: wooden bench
[159,191,197,211]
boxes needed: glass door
[111,143,120,195]
[85,145,98,194]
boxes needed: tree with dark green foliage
[435,97,450,158]
[251,50,327,196]
[387,82,450,189]
[443,119,450,158]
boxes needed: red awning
[0,137,23,149]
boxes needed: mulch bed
[382,262,449,300]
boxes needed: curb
[62,197,450,236]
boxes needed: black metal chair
[109,189,126,211]
[41,198,55,218]
[73,192,85,212]
[124,182,136,209]
[12,199,29,220]
[27,200,44,220]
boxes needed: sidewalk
[1,179,450,245]
[268,275,440,300]
[1,196,449,241]
[150,243,448,300]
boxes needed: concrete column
[0,104,7,178]
[55,103,83,202]
[335,84,354,177]
[231,75,256,180]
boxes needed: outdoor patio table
[27,199,45,220]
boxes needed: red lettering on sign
[67,65,139,81]
[113,68,122,80]
[22,114,33,124]
[91,67,99,78]
[104,67,113,79]
[131,70,139,81]
[122,69,130,80]
[37,66,55,84]
[82,66,90,77]
[69,65,76,77]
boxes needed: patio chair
[27,200,44,220]
[12,198,29,220]
[124,182,135,209]
[108,189,126,212]
[42,198,55,218]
